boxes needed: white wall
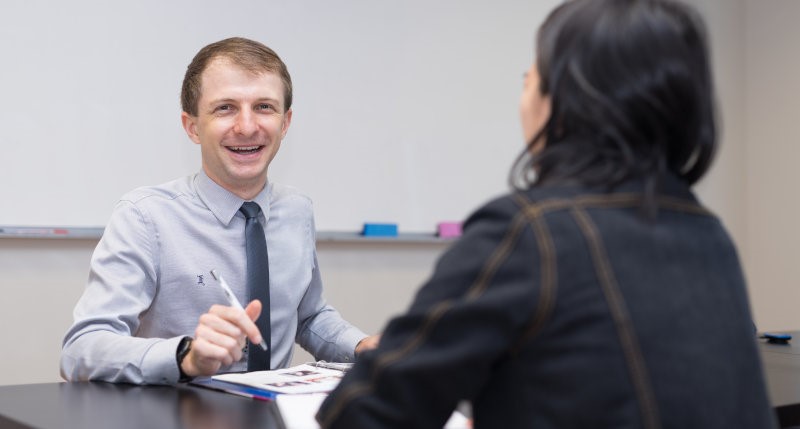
[693,0,800,332]
[0,239,96,385]
[2,0,799,386]
[743,0,800,330]
[691,0,746,249]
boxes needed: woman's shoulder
[467,185,584,222]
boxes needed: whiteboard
[0,0,560,232]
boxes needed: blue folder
[190,377,279,401]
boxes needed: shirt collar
[194,170,272,226]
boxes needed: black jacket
[318,175,775,429]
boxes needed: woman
[317,0,775,427]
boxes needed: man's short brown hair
[181,37,293,115]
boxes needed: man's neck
[203,170,267,201]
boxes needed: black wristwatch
[176,336,194,382]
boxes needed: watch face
[177,337,194,382]
[178,337,193,362]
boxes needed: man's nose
[233,110,257,136]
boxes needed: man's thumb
[245,299,263,322]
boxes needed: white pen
[210,269,268,351]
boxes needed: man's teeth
[230,146,261,152]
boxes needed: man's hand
[181,300,264,377]
[355,334,381,355]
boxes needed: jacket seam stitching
[522,193,710,217]
[510,193,558,351]
[571,205,662,429]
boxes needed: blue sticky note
[362,223,398,237]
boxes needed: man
[61,37,377,384]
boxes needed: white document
[212,364,344,395]
[276,393,471,429]
[216,363,470,428]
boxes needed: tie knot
[239,202,262,219]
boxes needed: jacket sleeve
[60,200,182,385]
[317,196,542,429]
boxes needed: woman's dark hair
[511,0,716,214]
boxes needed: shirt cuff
[140,336,184,385]
[336,329,369,363]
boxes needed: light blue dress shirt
[60,171,366,385]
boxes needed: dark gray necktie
[239,202,271,371]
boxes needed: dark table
[761,331,800,427]
[0,381,283,429]
[2,337,800,429]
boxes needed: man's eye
[216,105,232,112]
[257,103,273,111]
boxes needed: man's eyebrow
[206,97,282,105]
[207,97,237,105]
[255,97,282,105]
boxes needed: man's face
[182,58,292,199]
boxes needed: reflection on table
[0,381,280,429]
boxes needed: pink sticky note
[437,222,463,238]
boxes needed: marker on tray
[362,223,398,237]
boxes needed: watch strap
[176,336,194,383]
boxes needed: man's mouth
[227,145,264,155]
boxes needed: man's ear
[280,108,293,140]
[181,111,201,145]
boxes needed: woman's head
[513,0,716,196]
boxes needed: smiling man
[60,38,377,385]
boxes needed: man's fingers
[191,337,236,370]
[243,300,266,345]
[355,334,381,354]
[198,312,243,339]
[195,323,242,352]
[195,307,251,359]
[189,302,267,376]
[208,304,261,341]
